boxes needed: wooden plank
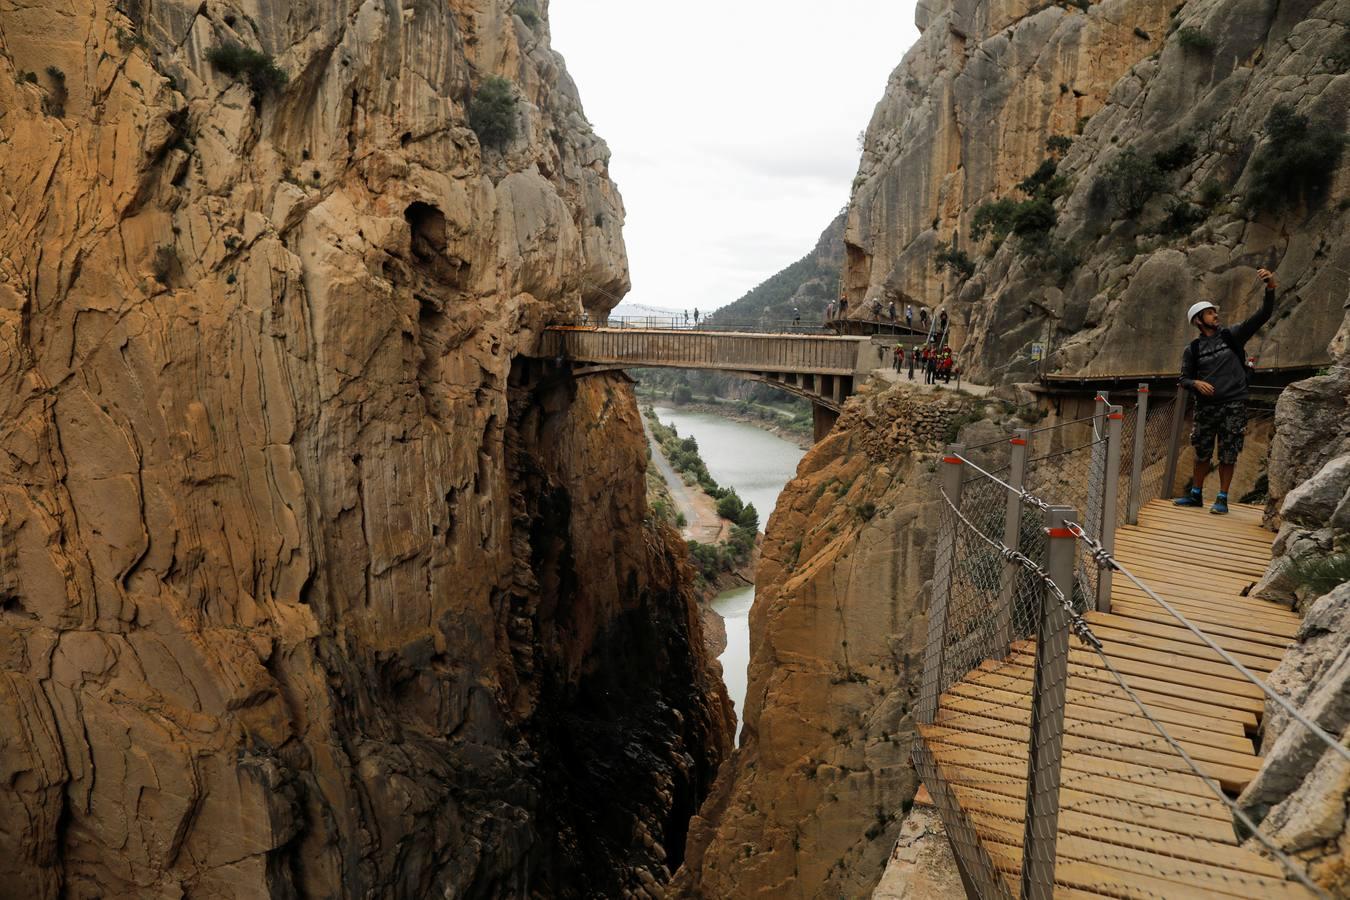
[921,724,1215,798]
[963,667,1247,739]
[944,684,1256,754]
[932,760,1238,837]
[935,709,1259,793]
[980,831,1312,900]
[1109,587,1301,625]
[1108,599,1297,647]
[955,789,1284,878]
[1092,634,1273,682]
[1107,562,1261,596]
[973,659,1257,732]
[1110,595,1301,638]
[1114,531,1272,563]
[1008,641,1266,706]
[1086,623,1278,674]
[1085,612,1287,663]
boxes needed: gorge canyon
[2,0,1349,898]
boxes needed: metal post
[1097,405,1123,613]
[918,444,965,725]
[1162,388,1189,500]
[1126,384,1149,525]
[994,429,1030,659]
[1020,504,1075,900]
[1085,395,1107,544]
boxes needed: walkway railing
[914,388,1344,898]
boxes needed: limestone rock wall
[675,385,1012,897]
[846,0,1349,382]
[1239,300,1349,893]
[0,1,729,897]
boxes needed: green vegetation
[1281,551,1350,598]
[1325,33,1350,73]
[1101,148,1165,215]
[1175,27,1216,53]
[933,239,975,278]
[1243,103,1346,214]
[1159,198,1205,235]
[968,155,1078,282]
[970,197,1020,248]
[1046,134,1074,154]
[469,76,518,151]
[1153,136,1197,172]
[206,43,288,95]
[1197,178,1226,207]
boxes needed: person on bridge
[906,304,914,329]
[1174,267,1278,515]
[919,307,930,331]
[826,300,836,320]
[839,296,849,317]
[793,307,801,325]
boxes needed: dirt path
[642,418,727,543]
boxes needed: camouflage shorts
[1191,400,1247,466]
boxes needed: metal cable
[1082,645,1332,899]
[1065,520,1350,765]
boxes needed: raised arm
[1231,269,1278,344]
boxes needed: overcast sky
[549,1,921,312]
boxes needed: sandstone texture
[675,384,1016,897]
[845,0,1348,383]
[0,1,729,897]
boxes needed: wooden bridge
[918,498,1313,898]
[540,326,884,440]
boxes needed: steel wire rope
[1065,521,1350,765]
[1079,643,1332,899]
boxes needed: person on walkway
[826,300,836,320]
[905,304,914,329]
[683,310,689,324]
[793,307,801,326]
[1174,268,1277,515]
[925,346,938,385]
[693,308,700,325]
[893,343,904,372]
[907,346,916,380]
[887,300,896,321]
[938,308,949,335]
[939,346,954,383]
[839,296,849,317]
[919,307,930,331]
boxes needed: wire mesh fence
[913,390,1337,898]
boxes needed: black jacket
[1180,287,1275,405]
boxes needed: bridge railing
[917,388,1339,898]
[598,315,830,335]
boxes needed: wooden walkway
[917,499,1314,898]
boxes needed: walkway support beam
[1162,388,1189,499]
[995,429,1030,660]
[1097,405,1123,613]
[1021,504,1075,900]
[918,444,965,725]
[1126,383,1149,525]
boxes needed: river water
[652,406,806,738]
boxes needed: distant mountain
[706,214,844,327]
[609,301,684,321]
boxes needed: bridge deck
[918,499,1313,898]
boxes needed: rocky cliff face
[1240,300,1350,893]
[0,1,729,896]
[846,0,1348,382]
[675,385,1015,898]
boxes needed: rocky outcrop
[0,1,729,897]
[846,0,1348,383]
[1238,300,1349,893]
[676,384,1015,897]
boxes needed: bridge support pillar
[812,404,839,443]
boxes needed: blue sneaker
[1174,487,1203,508]
[1210,492,1229,515]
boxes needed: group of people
[824,296,947,337]
[891,341,957,384]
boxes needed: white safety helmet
[1187,301,1217,325]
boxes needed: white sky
[549,1,921,312]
